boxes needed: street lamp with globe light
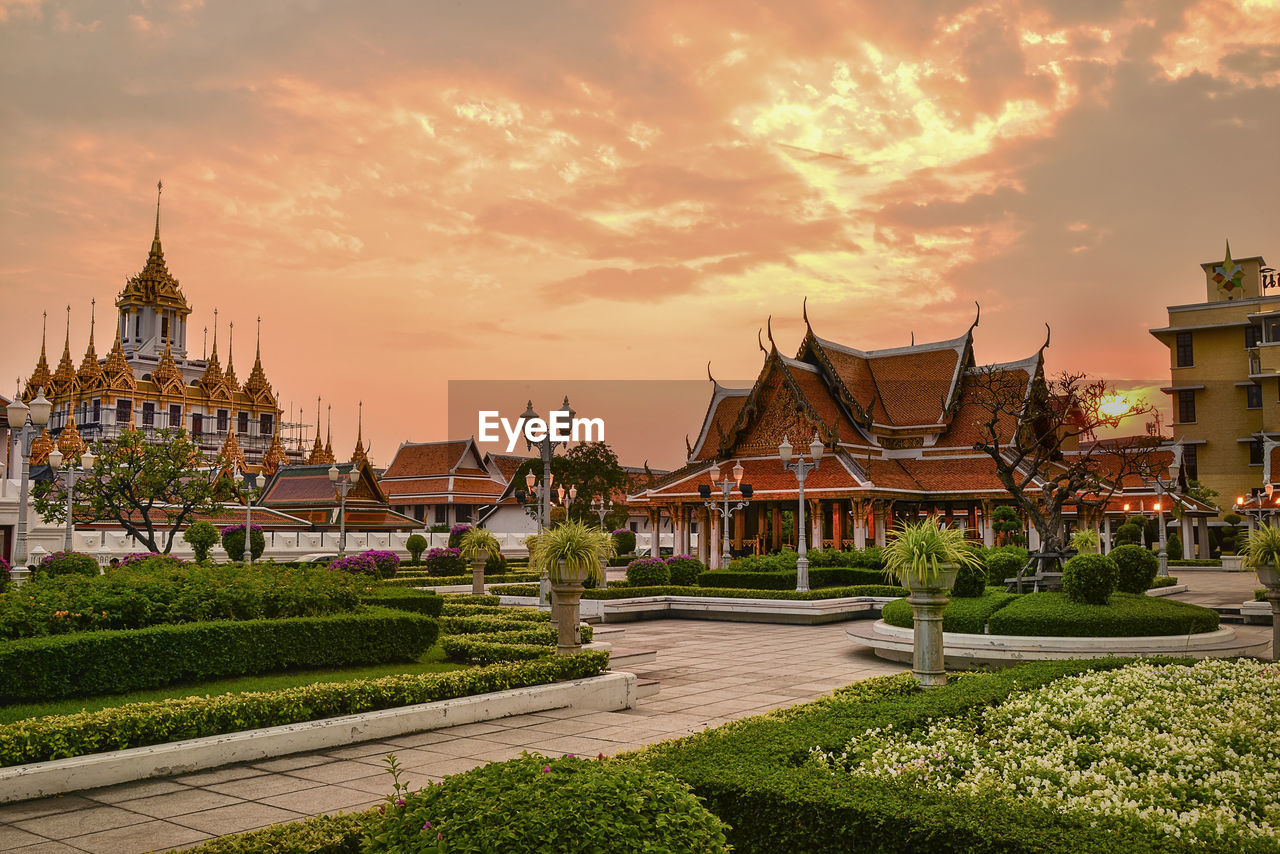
[328,463,359,557]
[6,388,53,580]
[780,433,825,592]
[46,445,95,552]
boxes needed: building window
[1183,444,1198,481]
[191,413,203,438]
[116,399,132,425]
[434,505,448,524]
[1177,389,1196,423]
[217,409,228,432]
[92,399,100,423]
[1175,332,1193,367]
[169,405,182,428]
[237,411,249,434]
[1251,439,1264,466]
[161,316,169,342]
[1247,325,1262,348]
[260,413,274,435]
[456,504,472,523]
[142,402,155,427]
[1247,384,1263,409]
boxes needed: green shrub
[982,550,1025,586]
[438,614,561,635]
[220,524,265,561]
[881,589,1018,633]
[0,651,610,767]
[405,534,428,564]
[1113,522,1143,546]
[35,551,99,578]
[1168,559,1220,566]
[589,584,907,600]
[365,754,730,853]
[986,592,1219,637]
[1256,588,1268,602]
[1148,576,1179,589]
[438,604,546,620]
[440,593,501,605]
[423,548,466,577]
[1166,532,1183,560]
[183,810,374,854]
[182,521,220,563]
[1062,553,1117,605]
[626,558,670,586]
[666,556,705,586]
[484,553,508,575]
[358,587,443,617]
[440,637,552,664]
[0,562,361,639]
[727,551,797,572]
[1110,544,1159,594]
[612,529,637,554]
[950,562,987,597]
[698,567,884,589]
[0,608,438,703]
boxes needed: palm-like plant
[459,527,502,563]
[1243,523,1280,571]
[1069,529,1100,554]
[882,517,982,588]
[529,520,615,586]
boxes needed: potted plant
[882,517,983,688]
[459,527,503,595]
[528,521,615,653]
[1242,523,1280,661]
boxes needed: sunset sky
[2,0,1278,469]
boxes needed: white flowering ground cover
[812,659,1280,848]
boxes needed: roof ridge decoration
[116,181,191,317]
[56,413,85,457]
[322,404,336,465]
[151,335,186,397]
[217,427,247,474]
[29,426,54,466]
[77,299,103,391]
[102,326,136,392]
[199,308,229,400]
[50,305,80,400]
[350,401,369,465]
[717,348,839,458]
[795,323,873,427]
[261,429,288,477]
[223,322,239,390]
[24,311,53,402]
[242,316,275,405]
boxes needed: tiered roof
[260,461,419,530]
[379,439,507,505]
[115,183,191,317]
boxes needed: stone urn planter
[904,565,959,688]
[1256,565,1280,662]
[550,559,589,655]
[1221,554,1244,572]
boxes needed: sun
[1097,393,1133,420]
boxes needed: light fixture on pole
[698,460,752,571]
[520,397,574,531]
[592,494,613,528]
[558,483,578,520]
[328,463,359,557]
[780,433,825,592]
[6,388,53,582]
[236,468,267,564]
[46,445,95,552]
[1144,454,1181,579]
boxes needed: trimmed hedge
[0,607,439,703]
[1148,576,1180,589]
[438,604,547,620]
[440,593,502,606]
[881,589,1019,633]
[698,567,885,589]
[489,583,907,600]
[357,587,443,617]
[1110,544,1157,595]
[0,651,611,767]
[1168,559,1221,567]
[183,810,376,854]
[377,571,541,588]
[638,660,1208,854]
[440,637,553,664]
[987,593,1219,637]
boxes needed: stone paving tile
[84,780,193,805]
[10,840,83,853]
[14,804,149,839]
[203,773,324,801]
[284,760,389,785]
[259,785,378,815]
[166,766,263,787]
[0,824,48,849]
[0,795,101,824]
[250,754,330,773]
[66,819,210,854]
[118,789,242,820]
[168,802,307,837]
[318,741,404,760]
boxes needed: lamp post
[521,397,574,531]
[236,468,266,564]
[592,495,612,528]
[46,446,95,552]
[557,483,577,522]
[1144,456,1181,579]
[6,389,53,582]
[697,460,752,571]
[328,463,359,557]
[780,434,824,593]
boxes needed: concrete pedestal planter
[551,560,590,654]
[1256,564,1280,661]
[470,559,486,596]
[904,565,958,688]
[1221,555,1244,572]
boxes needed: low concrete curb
[497,594,892,624]
[847,620,1267,667]
[1145,584,1190,597]
[1241,599,1272,623]
[0,672,637,804]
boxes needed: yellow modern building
[1150,245,1280,512]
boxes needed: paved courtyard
[0,620,904,853]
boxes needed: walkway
[0,620,903,853]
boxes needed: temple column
[853,500,867,549]
[873,501,886,545]
[1103,516,1113,554]
[733,507,745,554]
[772,504,782,551]
[696,508,709,565]
[680,506,691,556]
[832,500,845,550]
[709,512,722,569]
[811,499,823,551]
[1197,515,1210,559]
[1180,515,1193,560]
[1028,523,1041,551]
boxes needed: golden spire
[50,305,80,400]
[151,333,185,396]
[29,426,54,466]
[223,321,239,389]
[102,326,136,391]
[24,311,53,402]
[199,308,226,398]
[350,400,369,465]
[56,413,86,457]
[243,315,275,404]
[77,299,103,390]
[217,426,247,473]
[261,429,287,476]
[306,396,326,464]
[323,403,336,464]
[116,180,190,317]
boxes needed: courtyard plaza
[0,572,1269,853]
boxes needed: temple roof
[115,182,191,316]
[23,315,53,402]
[77,302,103,391]
[379,439,505,504]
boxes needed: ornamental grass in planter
[882,517,983,688]
[529,522,614,654]
[1243,523,1280,660]
[458,527,502,595]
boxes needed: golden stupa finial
[50,304,79,399]
[24,310,54,402]
[306,396,326,464]
[155,179,162,243]
[350,400,368,464]
[324,403,335,464]
[78,298,103,389]
[224,320,238,387]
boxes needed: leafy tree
[182,521,220,563]
[991,505,1023,546]
[34,427,224,554]
[511,442,632,527]
[406,533,428,563]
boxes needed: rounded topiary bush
[328,553,377,577]
[365,754,730,854]
[626,557,670,586]
[666,555,705,586]
[1113,522,1143,547]
[1062,553,1118,605]
[37,551,99,578]
[612,529,637,555]
[951,561,987,597]
[182,520,220,563]
[484,553,508,575]
[1111,543,1159,594]
[984,551,1024,586]
[447,524,470,549]
[220,524,265,562]
[405,533,428,564]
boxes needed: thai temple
[17,184,305,475]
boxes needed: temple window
[168,404,182,428]
[142,402,155,427]
[237,411,249,434]
[260,413,274,435]
[217,409,228,432]
[192,413,203,438]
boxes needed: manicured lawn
[0,644,467,724]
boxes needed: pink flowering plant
[361,549,401,579]
[423,547,466,577]
[328,553,378,577]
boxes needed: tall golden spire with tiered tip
[102,326,136,392]
[152,333,185,397]
[261,429,287,477]
[224,321,239,390]
[323,404,336,465]
[29,426,54,465]
[24,311,53,402]
[243,316,275,405]
[117,180,190,315]
[56,413,85,457]
[199,308,227,399]
[77,299,103,391]
[306,396,327,464]
[350,401,369,465]
[50,305,79,400]
[217,426,247,473]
